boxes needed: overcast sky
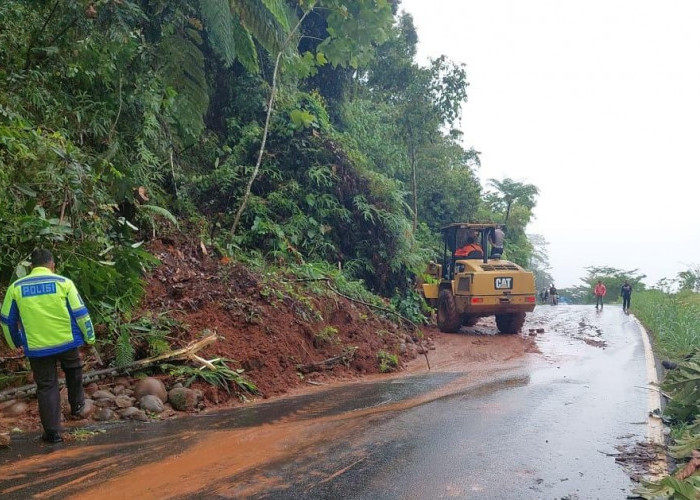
[399,0,700,288]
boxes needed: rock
[114,395,133,408]
[84,382,99,397]
[204,386,220,404]
[406,344,418,360]
[113,385,126,395]
[0,433,10,448]
[94,398,116,409]
[92,390,115,400]
[114,377,131,388]
[93,408,115,421]
[0,399,17,412]
[536,328,545,333]
[139,395,165,414]
[168,388,198,411]
[122,389,134,397]
[3,402,28,417]
[119,407,148,422]
[159,403,177,418]
[171,382,184,390]
[193,389,204,402]
[134,378,167,403]
[398,342,407,354]
[79,399,97,419]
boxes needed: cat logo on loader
[421,223,537,334]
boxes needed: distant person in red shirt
[594,280,607,310]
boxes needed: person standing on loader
[594,280,607,310]
[488,225,505,258]
[0,249,96,443]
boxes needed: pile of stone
[77,376,205,422]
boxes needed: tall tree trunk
[411,144,417,232]
[231,12,309,237]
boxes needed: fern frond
[116,330,135,367]
[200,0,237,67]
[259,0,292,33]
[160,35,209,142]
[233,0,289,55]
[231,10,259,73]
[139,204,180,227]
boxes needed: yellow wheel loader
[422,223,536,334]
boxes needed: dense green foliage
[0,1,540,356]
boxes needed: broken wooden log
[296,347,357,374]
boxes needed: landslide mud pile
[140,239,423,399]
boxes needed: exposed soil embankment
[139,238,424,397]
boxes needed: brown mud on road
[61,331,537,500]
[0,319,541,499]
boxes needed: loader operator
[1,249,96,443]
[455,236,483,259]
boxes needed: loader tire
[495,312,526,334]
[461,315,479,327]
[437,290,461,333]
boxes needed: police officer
[1,249,95,443]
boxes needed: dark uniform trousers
[28,348,84,433]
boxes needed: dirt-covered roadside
[0,239,538,442]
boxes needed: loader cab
[441,223,498,281]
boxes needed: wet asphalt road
[0,305,657,499]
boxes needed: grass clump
[377,350,399,373]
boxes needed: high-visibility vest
[1,267,95,357]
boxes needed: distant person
[0,249,96,443]
[488,225,505,258]
[549,284,557,305]
[455,237,483,259]
[594,280,607,310]
[620,281,633,313]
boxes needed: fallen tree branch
[297,347,357,374]
[0,334,219,402]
